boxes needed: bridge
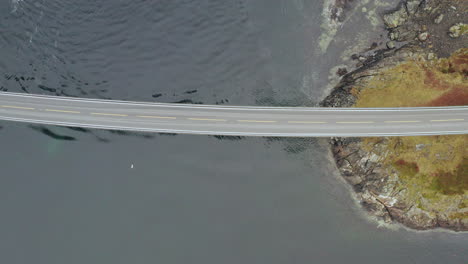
[0,92,466,137]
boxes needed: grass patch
[354,48,468,107]
[432,158,468,195]
[354,49,467,215]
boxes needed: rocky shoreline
[321,0,467,231]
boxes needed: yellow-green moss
[360,135,467,214]
[432,158,468,195]
[355,49,468,217]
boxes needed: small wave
[11,0,23,13]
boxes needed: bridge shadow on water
[20,123,318,156]
[3,69,319,154]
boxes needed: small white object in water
[131,164,134,169]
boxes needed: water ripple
[1,0,263,105]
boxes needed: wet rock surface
[330,0,356,23]
[321,0,467,231]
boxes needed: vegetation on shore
[322,0,468,229]
[354,48,468,107]
[354,49,467,222]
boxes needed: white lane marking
[384,120,421,123]
[136,115,176,119]
[91,113,128,117]
[430,119,464,122]
[288,121,327,124]
[45,109,80,114]
[237,120,277,123]
[1,105,35,110]
[336,121,375,124]
[188,118,227,122]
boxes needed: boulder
[383,4,409,28]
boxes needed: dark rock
[383,3,409,28]
[434,14,444,24]
[336,68,348,76]
[405,0,421,15]
[418,31,429,41]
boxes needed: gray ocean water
[0,0,466,263]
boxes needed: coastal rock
[390,206,438,230]
[383,4,409,29]
[405,0,421,15]
[322,0,468,231]
[418,32,429,41]
[336,67,348,76]
[328,131,468,231]
[427,52,435,60]
[330,0,355,23]
[434,14,444,24]
[415,143,427,151]
[389,31,399,40]
[449,23,467,38]
[388,27,417,42]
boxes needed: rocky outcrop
[330,137,467,231]
[449,23,468,38]
[322,0,468,231]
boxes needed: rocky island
[322,0,467,231]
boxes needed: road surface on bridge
[0,92,466,137]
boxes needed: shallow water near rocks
[0,1,467,263]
